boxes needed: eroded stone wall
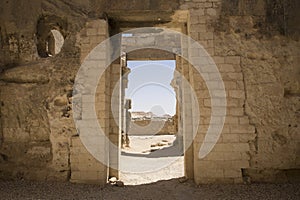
[0,0,102,181]
[70,19,110,184]
[213,0,300,182]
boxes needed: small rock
[54,96,68,106]
[243,176,251,184]
[108,177,117,184]
[157,143,165,146]
[178,177,188,183]
[150,147,160,152]
[115,181,124,187]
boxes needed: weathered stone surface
[211,11,300,182]
[0,0,299,185]
[0,64,50,84]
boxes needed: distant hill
[131,111,173,120]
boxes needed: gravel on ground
[0,179,299,200]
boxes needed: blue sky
[125,60,176,116]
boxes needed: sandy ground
[119,135,184,185]
[0,179,299,200]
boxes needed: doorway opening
[119,60,184,185]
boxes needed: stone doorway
[71,12,197,185]
[118,59,184,185]
[107,21,201,185]
[105,12,194,184]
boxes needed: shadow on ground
[121,144,183,158]
[0,179,299,200]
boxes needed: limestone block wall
[70,19,110,184]
[175,56,196,179]
[182,0,299,183]
[108,63,121,178]
[218,0,300,183]
[178,1,254,184]
[70,137,107,184]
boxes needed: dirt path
[0,179,299,200]
[120,135,184,185]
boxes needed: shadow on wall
[220,0,300,38]
[36,15,67,58]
